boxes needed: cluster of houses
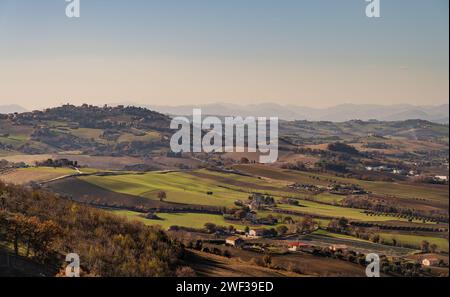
[286,241,314,252]
[224,236,350,255]
[288,183,323,193]
[288,182,368,195]
[220,236,446,270]
[328,183,368,195]
[225,236,245,247]
[366,165,448,184]
[225,210,278,226]
[223,228,272,247]
[421,257,440,267]
[225,236,315,251]
[365,165,417,176]
[245,193,276,211]
[234,193,275,211]
[433,175,448,182]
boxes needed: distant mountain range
[0,104,28,114]
[2,103,449,123]
[144,103,449,124]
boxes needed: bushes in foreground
[0,181,184,276]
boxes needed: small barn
[287,241,311,252]
[329,244,348,252]
[225,236,245,247]
[248,229,265,237]
[422,258,439,267]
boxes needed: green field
[110,209,250,230]
[117,131,160,143]
[19,167,77,175]
[312,192,346,204]
[379,233,449,252]
[186,169,293,196]
[80,171,250,207]
[69,128,104,140]
[0,134,29,146]
[81,169,349,211]
[80,169,440,225]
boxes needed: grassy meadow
[110,209,252,230]
[79,171,251,207]
[379,233,449,252]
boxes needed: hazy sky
[0,0,448,110]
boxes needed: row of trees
[343,196,448,223]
